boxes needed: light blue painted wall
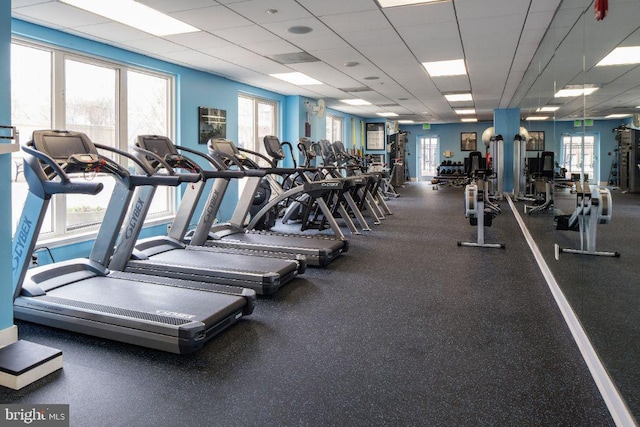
[1,2,13,329]
[400,119,621,183]
[399,121,493,179]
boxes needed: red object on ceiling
[595,0,608,21]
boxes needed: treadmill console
[32,130,97,162]
[208,138,246,164]
[263,135,285,161]
[137,135,178,158]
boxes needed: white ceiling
[11,0,640,123]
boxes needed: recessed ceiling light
[605,113,632,118]
[461,118,477,123]
[340,99,371,106]
[378,0,447,7]
[398,120,415,124]
[536,106,560,112]
[455,108,476,115]
[554,86,599,97]
[422,59,466,77]
[288,26,313,34]
[269,72,322,85]
[444,93,472,102]
[60,0,199,36]
[344,62,359,67]
[377,112,399,117]
[364,76,380,80]
[596,46,640,66]
[266,9,278,14]
[636,106,640,109]
[525,116,549,121]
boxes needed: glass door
[419,136,438,180]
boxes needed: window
[238,94,278,161]
[561,134,596,182]
[326,114,343,143]
[419,136,439,177]
[10,40,174,241]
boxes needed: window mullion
[117,67,127,166]
[254,100,259,152]
[53,51,66,236]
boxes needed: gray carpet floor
[0,182,615,426]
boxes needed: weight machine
[458,151,505,249]
[523,151,555,214]
[554,180,619,258]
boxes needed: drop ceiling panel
[296,0,378,17]
[12,0,55,7]
[165,31,232,50]
[170,6,253,32]
[70,22,149,43]
[430,76,472,94]
[213,24,281,44]
[530,0,563,13]
[137,0,220,13]
[13,2,108,28]
[320,9,391,33]
[225,0,312,24]
[242,39,301,56]
[201,46,289,73]
[342,27,401,49]
[120,38,186,55]
[382,2,455,26]
[307,47,376,71]
[289,62,363,88]
[456,0,531,21]
[262,17,347,52]
[398,23,463,61]
[159,51,226,70]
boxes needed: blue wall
[1,2,13,329]
[399,119,621,183]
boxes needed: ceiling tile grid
[10,0,640,122]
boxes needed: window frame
[326,114,344,143]
[10,38,176,246]
[237,93,278,161]
[561,133,597,183]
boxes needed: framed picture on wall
[460,132,477,151]
[527,131,545,151]
[366,122,385,150]
[198,107,227,144]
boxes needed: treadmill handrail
[21,143,105,195]
[174,146,247,180]
[94,142,158,177]
[236,146,277,168]
[130,145,201,184]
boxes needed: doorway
[419,136,439,180]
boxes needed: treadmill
[108,135,301,295]
[12,130,256,354]
[193,138,348,267]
